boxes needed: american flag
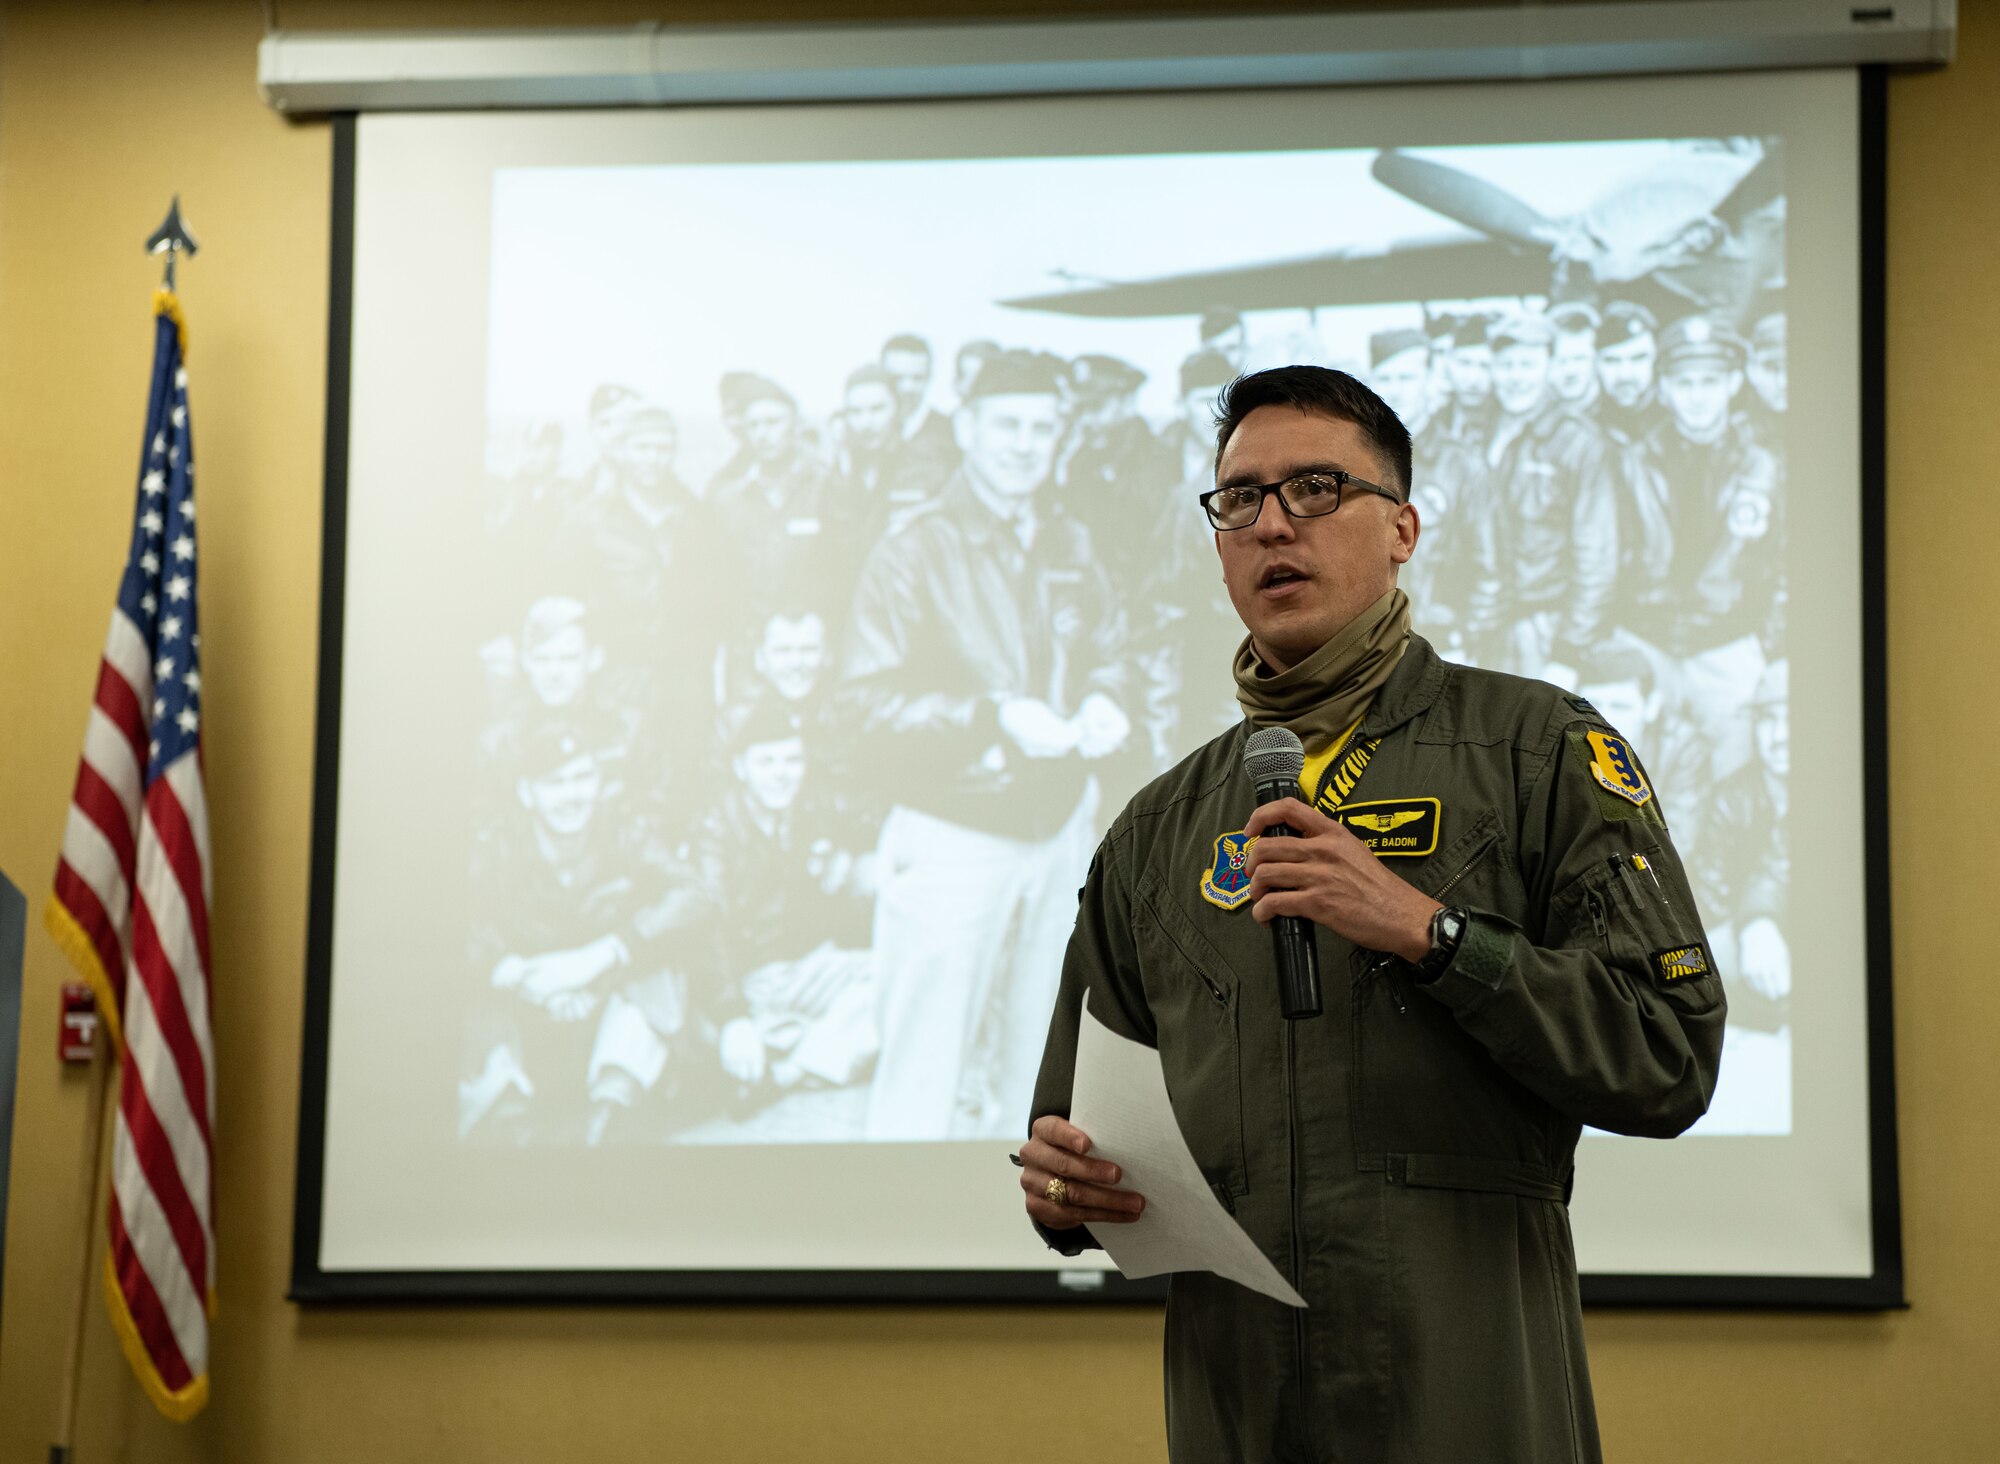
[45,292,213,1422]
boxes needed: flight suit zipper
[1284,1017,1312,1447]
[1435,830,1500,903]
[1294,827,1505,1437]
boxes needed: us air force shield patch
[1200,831,1258,911]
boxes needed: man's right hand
[1019,1115,1146,1230]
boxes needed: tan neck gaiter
[1232,588,1412,751]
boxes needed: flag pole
[144,196,199,293]
[49,1032,116,1464]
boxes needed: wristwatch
[1414,905,1470,984]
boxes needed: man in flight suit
[1019,365,1724,1463]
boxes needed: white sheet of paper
[1068,1004,1306,1308]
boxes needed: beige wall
[1,2,1995,1459]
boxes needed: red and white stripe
[52,603,212,1400]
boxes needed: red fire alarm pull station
[59,982,97,1063]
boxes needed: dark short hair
[881,333,931,361]
[1212,365,1414,499]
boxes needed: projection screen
[294,66,1900,1304]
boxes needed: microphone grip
[1254,779,1323,1020]
[1272,911,1322,1020]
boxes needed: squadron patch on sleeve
[1565,728,1665,825]
[1200,831,1259,911]
[1333,798,1441,857]
[1584,730,1653,806]
[1651,944,1712,984]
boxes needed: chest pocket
[1423,811,1504,906]
[1345,808,1507,1013]
[1131,866,1249,1199]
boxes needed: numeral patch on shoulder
[1566,728,1665,826]
[1651,944,1711,983]
[1584,730,1652,805]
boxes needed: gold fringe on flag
[151,288,189,358]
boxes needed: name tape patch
[1334,797,1442,857]
[1651,944,1711,983]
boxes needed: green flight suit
[1030,634,1725,1463]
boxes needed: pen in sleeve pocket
[1632,853,1668,906]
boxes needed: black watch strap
[1414,905,1469,983]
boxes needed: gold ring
[1044,1176,1069,1207]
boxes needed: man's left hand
[1242,798,1439,963]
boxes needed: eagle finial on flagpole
[145,196,199,293]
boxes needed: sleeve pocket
[1584,853,1724,1015]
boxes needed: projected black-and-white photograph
[459,136,1791,1149]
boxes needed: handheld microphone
[1242,726,1321,1020]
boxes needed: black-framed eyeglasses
[1198,471,1403,531]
